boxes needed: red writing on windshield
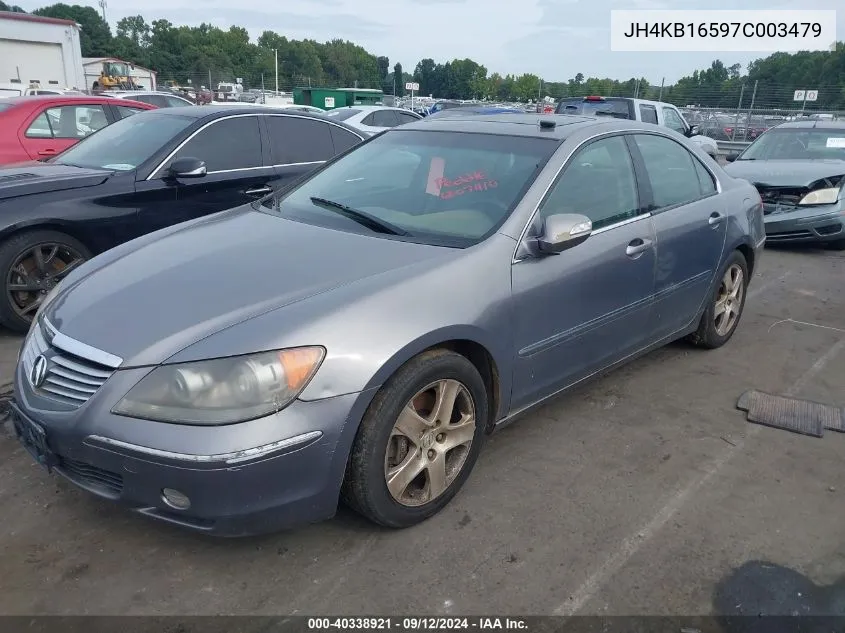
[440,180,498,200]
[436,170,487,189]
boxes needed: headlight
[798,187,841,205]
[112,346,325,425]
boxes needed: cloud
[17,0,845,84]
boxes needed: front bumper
[12,357,373,536]
[763,203,844,244]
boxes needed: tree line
[2,1,844,108]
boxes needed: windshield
[0,102,14,112]
[555,98,632,119]
[54,112,195,171]
[106,63,130,76]
[264,129,558,248]
[326,108,361,121]
[737,129,845,161]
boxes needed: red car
[0,95,156,165]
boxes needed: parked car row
[0,104,366,331]
[4,103,767,537]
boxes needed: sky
[17,0,845,83]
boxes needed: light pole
[273,48,278,95]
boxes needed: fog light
[161,488,191,510]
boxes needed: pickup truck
[555,96,720,159]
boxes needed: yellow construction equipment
[92,61,139,91]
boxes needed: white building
[0,11,85,89]
[83,57,157,91]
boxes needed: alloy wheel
[6,243,85,321]
[384,378,476,507]
[714,263,744,336]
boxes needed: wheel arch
[0,220,95,255]
[360,326,508,432]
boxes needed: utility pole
[732,84,745,141]
[273,48,278,95]
[658,77,665,102]
[743,80,758,141]
[98,0,107,23]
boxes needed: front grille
[57,456,123,496]
[20,319,118,408]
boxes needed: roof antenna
[539,119,556,129]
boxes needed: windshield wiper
[309,197,409,236]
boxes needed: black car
[0,106,366,332]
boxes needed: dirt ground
[0,246,843,616]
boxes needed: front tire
[342,349,488,528]
[0,230,90,333]
[687,250,749,349]
[826,239,845,251]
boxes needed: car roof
[2,94,134,106]
[138,104,365,129]
[112,91,187,97]
[337,105,412,112]
[402,112,664,139]
[772,120,845,130]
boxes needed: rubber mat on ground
[736,390,844,437]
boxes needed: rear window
[326,108,361,121]
[555,98,632,119]
[0,102,14,113]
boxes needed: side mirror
[168,157,207,178]
[725,153,739,163]
[537,213,592,254]
[686,124,700,137]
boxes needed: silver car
[723,121,845,249]
[325,105,423,134]
[10,114,764,535]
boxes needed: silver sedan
[325,104,423,134]
[10,114,764,535]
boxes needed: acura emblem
[30,354,48,388]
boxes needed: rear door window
[372,110,400,127]
[267,115,335,164]
[167,115,262,172]
[395,111,421,125]
[115,105,145,119]
[165,96,191,107]
[633,133,708,208]
[329,125,362,154]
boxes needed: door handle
[626,238,653,257]
[708,212,725,226]
[37,149,57,156]
[244,186,273,196]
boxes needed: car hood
[47,207,450,367]
[724,159,845,188]
[0,163,110,200]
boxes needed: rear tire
[341,349,488,528]
[687,250,749,349]
[0,230,91,333]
